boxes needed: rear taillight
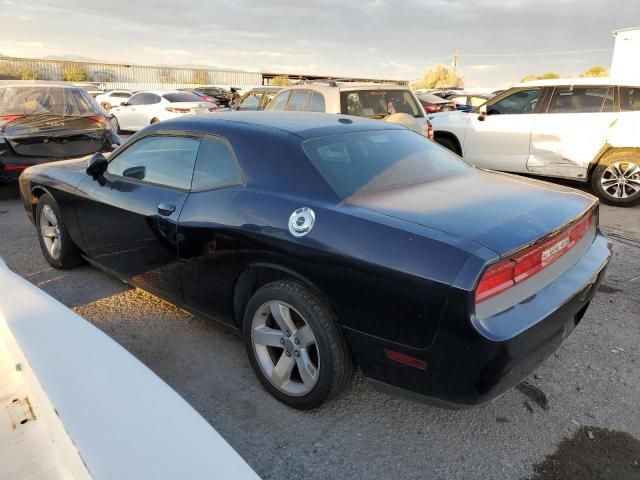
[425,120,434,141]
[86,114,106,124]
[166,107,190,113]
[424,104,440,113]
[0,115,24,128]
[475,211,593,304]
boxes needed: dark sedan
[19,113,612,410]
[0,81,120,182]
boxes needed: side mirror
[86,152,108,179]
[477,104,488,121]
[122,165,146,180]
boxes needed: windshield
[163,92,203,103]
[340,90,423,119]
[303,129,471,199]
[0,86,102,116]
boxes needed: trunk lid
[167,102,212,114]
[2,114,108,158]
[347,170,596,255]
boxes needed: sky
[1,0,638,87]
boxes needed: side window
[602,87,615,113]
[307,91,326,112]
[128,93,144,105]
[238,93,260,110]
[620,87,640,111]
[266,90,290,111]
[107,136,200,190]
[547,87,609,113]
[141,93,161,105]
[191,139,242,190]
[488,88,542,115]
[469,96,487,107]
[285,90,309,111]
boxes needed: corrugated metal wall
[0,57,262,90]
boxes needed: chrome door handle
[157,203,176,216]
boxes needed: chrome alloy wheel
[39,204,62,260]
[251,301,319,396]
[600,161,640,199]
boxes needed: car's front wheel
[243,280,354,410]
[36,194,84,269]
[591,151,640,207]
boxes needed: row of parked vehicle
[1,78,639,206]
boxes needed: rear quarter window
[340,90,423,119]
[620,87,640,111]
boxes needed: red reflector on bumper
[384,349,428,370]
[4,165,29,171]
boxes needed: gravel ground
[1,182,638,480]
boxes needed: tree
[191,69,209,85]
[62,63,88,82]
[271,75,291,87]
[581,65,608,78]
[17,66,38,80]
[520,72,560,83]
[412,65,463,90]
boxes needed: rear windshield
[163,92,203,103]
[303,129,470,199]
[340,90,424,119]
[0,86,102,116]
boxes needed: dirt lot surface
[1,181,638,480]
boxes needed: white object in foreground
[0,259,260,480]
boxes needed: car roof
[153,111,404,140]
[0,80,75,89]
[283,82,412,92]
[134,90,196,96]
[248,87,283,92]
[518,77,640,87]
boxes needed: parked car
[178,89,220,107]
[20,112,611,410]
[435,91,493,112]
[430,78,640,206]
[266,81,432,138]
[0,81,120,182]
[96,89,134,110]
[110,90,217,132]
[0,258,260,480]
[416,93,457,113]
[74,83,105,98]
[232,87,283,111]
[193,86,232,107]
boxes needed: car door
[75,134,201,302]
[528,85,618,179]
[177,137,245,324]
[114,92,145,130]
[134,93,162,128]
[462,87,543,172]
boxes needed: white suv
[430,78,640,206]
[265,81,432,138]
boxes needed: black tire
[590,151,640,207]
[435,135,461,155]
[35,194,84,269]
[150,117,160,124]
[243,280,354,410]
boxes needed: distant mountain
[43,55,104,63]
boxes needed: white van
[430,78,640,206]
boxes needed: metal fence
[0,56,262,90]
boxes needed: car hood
[346,170,596,256]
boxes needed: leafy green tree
[62,63,88,82]
[271,75,291,86]
[412,65,463,90]
[581,66,608,78]
[520,72,560,83]
[191,70,209,85]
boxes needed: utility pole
[452,50,459,86]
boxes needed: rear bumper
[0,133,119,182]
[345,230,613,408]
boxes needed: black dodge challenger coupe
[19,112,612,409]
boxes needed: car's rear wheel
[591,151,640,207]
[36,194,84,269]
[243,280,354,410]
[150,117,160,124]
